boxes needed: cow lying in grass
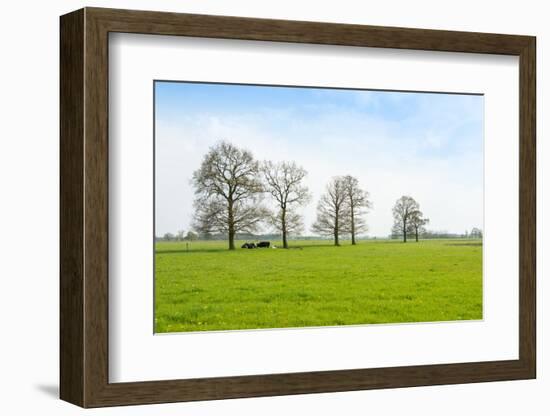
[241,241,270,249]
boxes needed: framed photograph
[60,7,536,408]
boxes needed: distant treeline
[390,227,483,240]
[156,228,483,242]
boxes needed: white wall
[0,0,545,414]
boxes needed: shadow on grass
[156,242,340,254]
[156,240,482,254]
[156,248,230,254]
[444,242,483,247]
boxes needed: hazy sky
[155,81,483,237]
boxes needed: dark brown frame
[60,7,536,408]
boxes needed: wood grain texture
[83,10,110,406]
[518,38,536,375]
[59,8,84,407]
[59,7,537,408]
[88,7,532,54]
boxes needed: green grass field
[154,239,482,333]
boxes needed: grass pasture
[154,239,482,333]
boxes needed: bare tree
[392,196,419,243]
[470,227,483,239]
[162,232,175,242]
[342,175,371,245]
[311,176,350,246]
[191,141,266,250]
[409,210,429,242]
[262,161,311,248]
[183,231,199,241]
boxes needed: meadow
[154,239,482,333]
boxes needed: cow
[241,243,256,249]
[257,241,270,248]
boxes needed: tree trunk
[350,205,356,245]
[228,229,235,250]
[334,214,340,246]
[228,201,235,250]
[415,226,419,242]
[403,219,407,243]
[281,210,288,249]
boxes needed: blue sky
[155,81,483,237]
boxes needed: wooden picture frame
[60,7,536,408]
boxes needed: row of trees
[192,142,311,250]
[311,176,371,246]
[391,196,429,243]
[159,230,198,242]
[410,228,482,240]
[192,141,372,250]
[189,141,478,249]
